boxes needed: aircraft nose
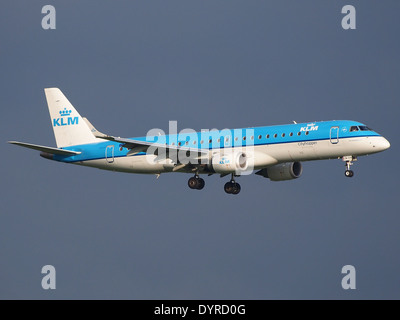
[378,137,390,151]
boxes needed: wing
[83,118,209,161]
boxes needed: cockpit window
[350,126,359,132]
[359,126,371,131]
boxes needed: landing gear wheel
[188,177,199,189]
[188,176,205,190]
[224,181,241,194]
[231,183,241,194]
[345,170,354,178]
[197,178,205,190]
[224,182,234,194]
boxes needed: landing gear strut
[224,173,241,195]
[188,175,205,190]
[342,156,356,178]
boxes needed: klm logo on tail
[53,108,79,127]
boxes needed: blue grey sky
[1,1,399,299]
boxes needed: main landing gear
[187,173,241,194]
[188,175,205,190]
[342,156,357,178]
[224,174,241,195]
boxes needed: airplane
[8,88,390,195]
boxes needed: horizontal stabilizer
[8,141,81,156]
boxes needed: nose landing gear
[342,156,357,178]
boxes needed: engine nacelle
[258,162,302,181]
[211,152,248,174]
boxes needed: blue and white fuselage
[9,88,390,195]
[56,120,389,173]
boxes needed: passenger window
[200,140,203,144]
[289,132,293,137]
[217,138,220,143]
[282,133,285,137]
[251,136,254,140]
[258,135,262,139]
[209,139,212,143]
[350,126,359,132]
[185,141,189,145]
[305,131,309,135]
[178,142,182,146]
[274,134,277,138]
[235,137,238,141]
[266,134,270,139]
[297,132,301,136]
[243,136,246,141]
[193,140,196,145]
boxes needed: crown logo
[59,108,72,117]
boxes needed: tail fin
[45,88,99,148]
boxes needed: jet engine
[211,152,248,174]
[256,162,303,181]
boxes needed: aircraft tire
[188,177,199,189]
[197,178,205,190]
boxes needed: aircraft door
[330,127,339,144]
[106,145,114,163]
